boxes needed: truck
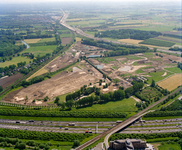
[68,123,75,126]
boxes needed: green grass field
[0,56,32,67]
[21,45,57,57]
[78,98,138,112]
[158,143,181,150]
[96,57,116,64]
[165,67,182,73]
[145,71,174,84]
[60,33,73,38]
[125,55,143,60]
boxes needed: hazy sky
[0,0,181,4]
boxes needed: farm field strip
[158,73,182,91]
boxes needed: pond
[95,65,103,69]
[88,55,101,58]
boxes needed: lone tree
[113,78,120,85]
[151,79,155,87]
[0,86,3,92]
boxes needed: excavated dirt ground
[45,53,77,72]
[3,69,99,104]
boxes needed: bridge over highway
[59,10,182,150]
[74,87,182,150]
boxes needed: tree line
[169,47,182,52]
[81,39,150,57]
[94,29,162,40]
[163,34,182,39]
[0,109,127,118]
[0,128,91,142]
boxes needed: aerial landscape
[0,0,181,149]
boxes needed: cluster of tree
[0,108,126,118]
[0,128,91,143]
[81,39,149,57]
[0,136,53,150]
[66,85,101,102]
[177,62,182,70]
[124,81,144,98]
[94,29,162,40]
[0,44,26,58]
[23,34,52,39]
[109,132,182,141]
[160,99,182,111]
[163,34,182,39]
[173,27,182,31]
[169,47,182,52]
[0,30,27,58]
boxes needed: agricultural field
[158,74,182,91]
[24,38,41,44]
[21,45,57,57]
[0,56,32,67]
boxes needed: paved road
[121,129,182,134]
[74,87,182,150]
[60,11,182,55]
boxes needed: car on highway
[29,120,34,122]
[116,121,122,123]
[85,131,88,133]
[65,127,68,130]
[16,121,20,123]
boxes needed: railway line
[0,30,75,97]
[75,87,182,150]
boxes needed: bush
[73,140,80,148]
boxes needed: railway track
[0,30,75,97]
[75,87,182,150]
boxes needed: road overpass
[59,10,182,150]
[74,87,182,150]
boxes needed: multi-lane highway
[74,87,182,150]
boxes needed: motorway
[59,10,182,150]
[74,87,182,150]
[0,119,118,133]
[60,10,182,55]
